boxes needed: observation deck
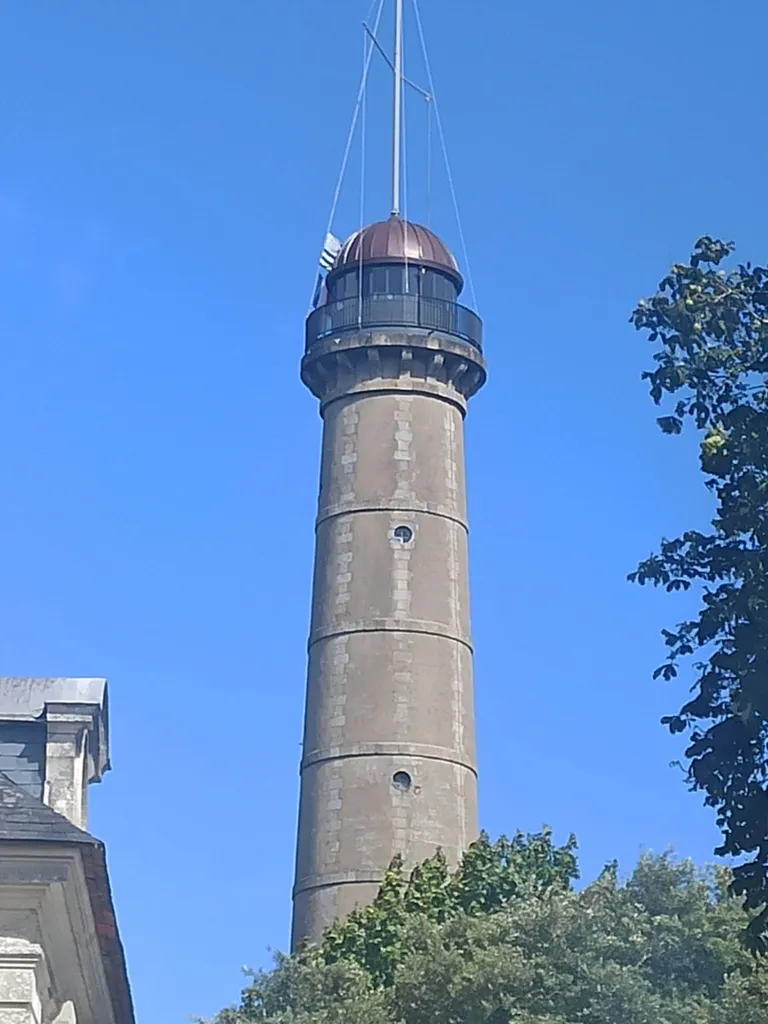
[305,294,483,353]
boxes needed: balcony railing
[305,295,483,353]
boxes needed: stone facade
[0,937,76,1024]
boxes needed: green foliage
[312,829,577,987]
[630,237,768,944]
[209,837,767,1024]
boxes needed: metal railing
[305,295,483,353]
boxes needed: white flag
[319,232,342,272]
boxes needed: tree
[630,238,768,945]
[209,833,767,1024]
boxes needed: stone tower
[292,215,486,946]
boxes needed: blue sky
[1,0,767,1021]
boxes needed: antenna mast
[391,0,403,216]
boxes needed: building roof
[0,677,107,719]
[331,216,462,285]
[0,771,135,1023]
[0,677,110,782]
[0,771,93,844]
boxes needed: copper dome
[330,216,462,287]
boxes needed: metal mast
[391,0,403,216]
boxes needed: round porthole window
[393,525,413,543]
[392,770,412,791]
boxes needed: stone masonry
[292,314,486,946]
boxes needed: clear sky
[1,1,767,1021]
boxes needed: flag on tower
[311,232,342,309]
[311,272,327,310]
[319,232,342,272]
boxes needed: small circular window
[393,525,413,543]
[392,771,412,791]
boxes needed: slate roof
[0,771,95,844]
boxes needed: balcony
[305,294,483,353]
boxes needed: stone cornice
[0,843,133,1024]
[301,329,487,407]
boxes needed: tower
[291,1,487,948]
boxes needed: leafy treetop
[210,830,767,1024]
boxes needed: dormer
[0,678,109,829]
